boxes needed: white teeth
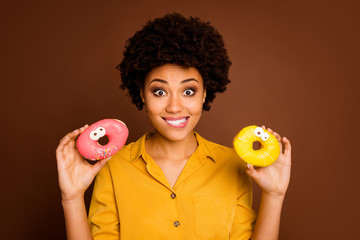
[166,118,187,125]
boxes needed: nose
[165,94,183,113]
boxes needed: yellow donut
[233,125,280,167]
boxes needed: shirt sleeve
[229,165,257,240]
[88,162,120,240]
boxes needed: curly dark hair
[116,12,231,111]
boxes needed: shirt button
[170,193,176,199]
[174,221,180,227]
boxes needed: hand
[56,125,111,202]
[246,125,292,197]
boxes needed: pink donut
[77,119,129,160]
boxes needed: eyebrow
[150,78,199,84]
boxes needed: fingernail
[247,163,251,169]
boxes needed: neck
[146,131,198,161]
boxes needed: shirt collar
[129,132,216,163]
[193,132,216,163]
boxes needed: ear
[202,89,207,103]
[140,89,145,104]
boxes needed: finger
[267,127,273,134]
[68,129,81,149]
[283,137,292,157]
[91,156,112,175]
[59,131,76,144]
[61,129,80,145]
[79,124,89,133]
[75,124,90,149]
[59,131,71,143]
[100,156,112,165]
[75,124,89,135]
[56,136,72,167]
[56,137,66,153]
[246,163,259,180]
[261,125,274,134]
[59,124,88,143]
[56,135,75,167]
[56,144,65,161]
[68,124,88,149]
[272,131,283,152]
[57,135,72,153]
[68,124,88,148]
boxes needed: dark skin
[140,64,206,187]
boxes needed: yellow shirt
[88,132,256,240]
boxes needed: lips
[162,116,189,128]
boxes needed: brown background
[1,0,359,239]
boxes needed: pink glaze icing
[77,119,129,160]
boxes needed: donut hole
[253,141,262,150]
[98,135,109,146]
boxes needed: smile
[162,117,189,128]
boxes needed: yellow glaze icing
[233,125,280,167]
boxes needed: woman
[56,13,291,240]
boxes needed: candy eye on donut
[254,127,264,137]
[95,127,106,138]
[90,131,100,141]
[261,132,269,141]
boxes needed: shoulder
[112,141,134,160]
[105,133,147,168]
[195,132,247,169]
[202,136,234,155]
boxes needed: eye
[90,130,100,141]
[254,127,264,137]
[95,127,106,138]
[261,132,269,141]
[183,89,195,96]
[154,89,166,96]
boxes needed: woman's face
[141,64,206,142]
